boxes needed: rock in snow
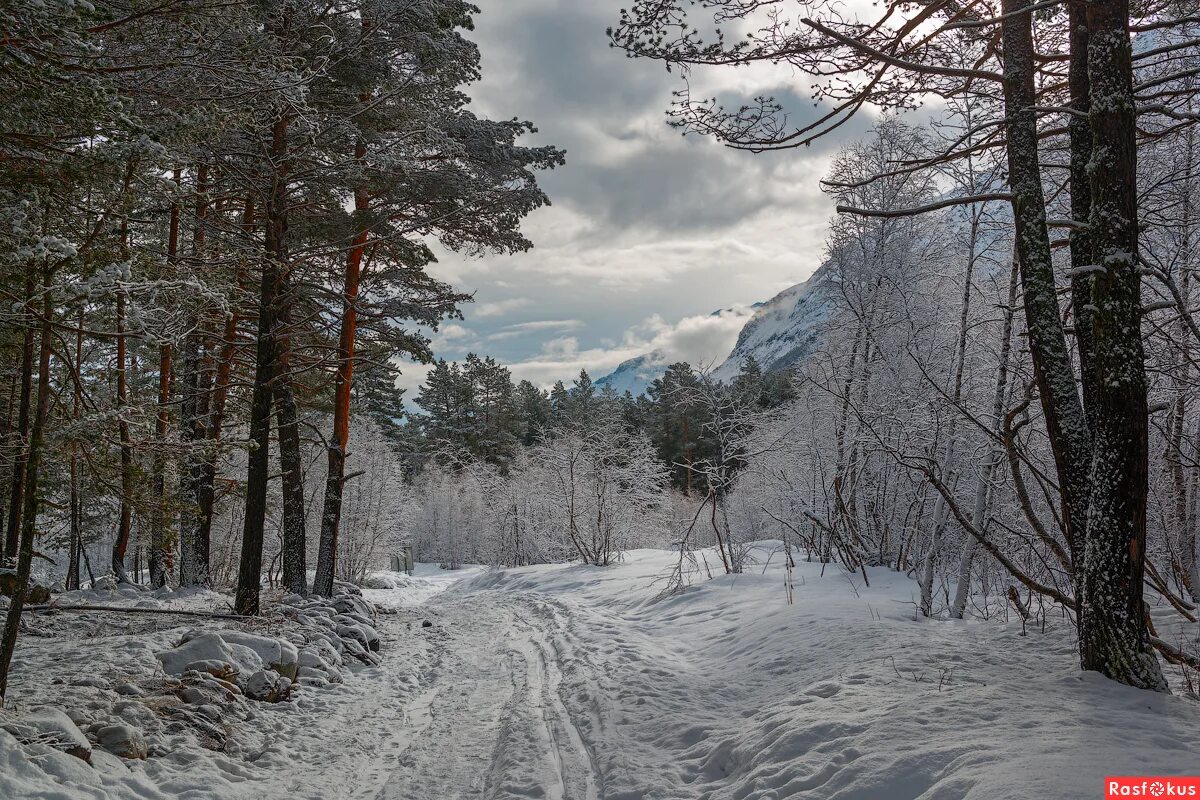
[214,629,299,672]
[0,708,92,761]
[93,724,147,760]
[0,584,386,794]
[156,631,258,679]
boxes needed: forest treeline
[0,0,561,700]
[399,356,794,569]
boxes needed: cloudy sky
[402,0,872,395]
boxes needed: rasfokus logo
[1106,777,1200,798]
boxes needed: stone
[0,570,18,598]
[243,669,292,703]
[95,724,148,760]
[215,630,299,676]
[0,709,91,761]
[158,632,251,679]
[73,676,110,689]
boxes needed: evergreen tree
[513,380,552,446]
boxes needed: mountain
[595,272,834,396]
[596,306,759,397]
[596,351,669,397]
[711,262,836,382]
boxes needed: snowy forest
[3,0,1200,797]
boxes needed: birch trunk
[919,210,983,616]
[951,254,1019,618]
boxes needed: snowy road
[284,551,1200,800]
[374,594,602,800]
[9,550,1198,800]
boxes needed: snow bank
[459,543,1200,799]
[1,581,389,800]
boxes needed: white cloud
[639,308,755,371]
[500,319,584,333]
[540,335,580,358]
[472,297,534,318]
[428,323,478,353]
[394,361,434,403]
[506,306,755,387]
[485,319,583,342]
[437,323,472,340]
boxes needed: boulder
[0,709,92,762]
[157,632,262,679]
[94,724,147,760]
[72,676,110,690]
[36,747,102,786]
[296,648,340,683]
[336,619,381,653]
[243,669,292,703]
[214,629,299,676]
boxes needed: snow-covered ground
[3,547,1198,799]
[360,563,487,609]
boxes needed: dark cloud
[409,0,877,389]
[467,0,869,235]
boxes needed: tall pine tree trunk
[150,170,182,588]
[236,116,289,616]
[149,339,173,588]
[178,328,205,585]
[315,132,369,598]
[274,276,308,596]
[0,371,15,554]
[0,372,12,552]
[67,305,85,591]
[1077,0,1167,690]
[179,165,211,588]
[3,278,35,563]
[0,271,53,703]
[112,255,135,583]
[182,187,246,589]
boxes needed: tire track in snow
[374,594,603,800]
[519,614,602,800]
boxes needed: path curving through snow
[371,593,602,800]
[286,548,1200,800]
